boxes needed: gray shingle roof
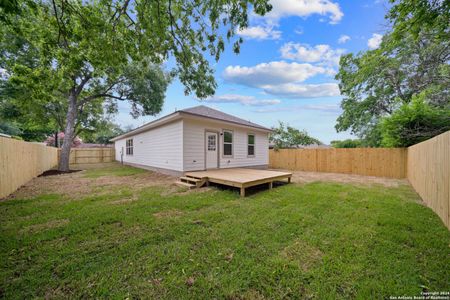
[111,105,271,141]
[180,105,271,131]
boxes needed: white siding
[183,119,269,171]
[114,120,183,171]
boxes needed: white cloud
[367,33,383,49]
[294,27,304,35]
[260,83,340,98]
[223,61,329,86]
[254,103,340,113]
[280,42,345,66]
[265,0,344,24]
[204,94,281,106]
[338,35,350,44]
[223,61,340,98]
[237,26,282,40]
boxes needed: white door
[206,132,218,169]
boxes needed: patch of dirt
[280,239,323,272]
[38,169,82,177]
[7,166,176,200]
[153,209,184,219]
[284,170,409,187]
[21,219,69,233]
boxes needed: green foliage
[83,164,147,178]
[388,0,449,43]
[0,121,21,136]
[330,139,363,148]
[380,93,450,147]
[0,0,272,169]
[335,1,449,147]
[1,165,449,298]
[79,119,124,145]
[270,121,321,150]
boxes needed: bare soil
[38,169,82,177]
[7,167,176,200]
[283,170,409,187]
[7,164,409,201]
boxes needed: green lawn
[1,166,449,299]
[82,164,147,178]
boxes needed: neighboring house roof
[111,105,271,141]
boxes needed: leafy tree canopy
[335,0,449,147]
[0,0,272,170]
[79,119,124,145]
[270,121,322,150]
[380,91,450,147]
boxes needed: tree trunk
[54,132,58,148]
[58,90,78,171]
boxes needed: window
[223,130,233,156]
[208,135,216,151]
[126,138,133,155]
[248,134,255,156]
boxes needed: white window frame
[247,133,255,157]
[126,138,133,156]
[222,130,233,157]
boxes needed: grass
[0,166,449,299]
[82,164,147,178]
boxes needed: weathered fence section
[269,148,407,178]
[59,148,115,165]
[0,137,58,198]
[407,131,450,229]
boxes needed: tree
[79,119,124,145]
[1,76,112,143]
[335,0,449,147]
[1,0,272,171]
[330,139,362,148]
[380,92,450,147]
[270,121,322,150]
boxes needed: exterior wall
[183,119,269,171]
[114,120,183,171]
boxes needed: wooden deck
[183,168,292,197]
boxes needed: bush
[330,139,363,148]
[380,94,450,147]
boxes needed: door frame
[204,129,220,170]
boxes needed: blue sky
[115,0,390,144]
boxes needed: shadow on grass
[207,181,290,197]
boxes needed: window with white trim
[126,138,133,155]
[248,134,255,156]
[223,130,233,156]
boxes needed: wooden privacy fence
[269,148,407,178]
[58,148,115,165]
[407,131,450,229]
[0,137,58,198]
[269,132,450,230]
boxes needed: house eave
[110,112,182,142]
[110,110,272,142]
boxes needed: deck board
[184,168,292,197]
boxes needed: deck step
[185,174,204,179]
[180,176,202,183]
[175,181,196,189]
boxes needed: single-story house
[111,105,271,176]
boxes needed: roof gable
[110,105,270,141]
[180,106,270,131]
